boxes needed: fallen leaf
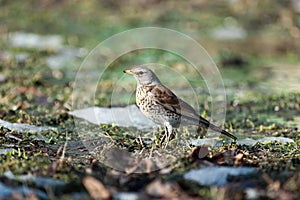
[146,179,174,198]
[82,176,111,200]
[234,153,244,165]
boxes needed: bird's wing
[149,84,209,125]
[148,85,237,140]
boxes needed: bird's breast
[135,86,180,125]
[136,86,153,105]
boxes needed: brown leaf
[189,146,211,160]
[146,179,196,200]
[234,153,244,165]
[146,179,175,198]
[83,176,111,200]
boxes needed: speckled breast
[136,86,181,125]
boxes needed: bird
[123,66,237,146]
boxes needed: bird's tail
[208,123,237,140]
[190,115,237,140]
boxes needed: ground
[0,1,299,199]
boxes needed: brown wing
[149,85,209,125]
[149,85,237,140]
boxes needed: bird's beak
[123,69,135,75]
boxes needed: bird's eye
[138,71,144,75]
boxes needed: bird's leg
[164,122,173,148]
[157,127,166,147]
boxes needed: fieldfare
[124,66,237,146]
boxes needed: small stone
[184,166,256,186]
[69,105,158,131]
[0,119,57,134]
[113,192,140,200]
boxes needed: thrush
[124,66,237,145]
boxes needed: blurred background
[1,0,300,97]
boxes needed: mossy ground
[0,1,299,199]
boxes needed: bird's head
[124,66,161,86]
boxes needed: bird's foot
[163,130,177,149]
